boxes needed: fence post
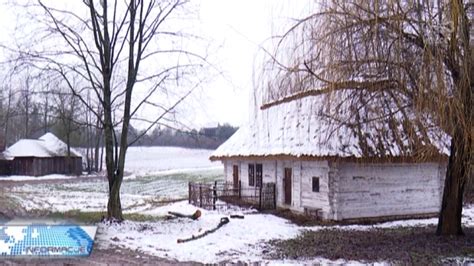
[259,183,263,210]
[238,180,241,199]
[213,181,217,210]
[199,185,202,208]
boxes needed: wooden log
[177,217,230,243]
[168,210,201,220]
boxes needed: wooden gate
[284,168,292,205]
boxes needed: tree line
[0,81,237,164]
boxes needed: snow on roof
[4,133,81,158]
[211,93,450,160]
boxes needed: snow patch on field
[124,146,222,177]
[96,203,474,264]
[124,166,223,180]
[9,169,223,212]
[0,174,78,181]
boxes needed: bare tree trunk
[86,144,91,173]
[437,132,469,235]
[24,78,30,138]
[43,96,48,133]
[100,143,104,172]
[94,107,102,172]
[4,87,13,144]
[437,0,472,236]
[94,128,101,172]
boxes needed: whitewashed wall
[274,160,302,211]
[333,162,445,220]
[222,159,331,215]
[299,161,331,218]
[222,160,277,198]
[221,159,446,221]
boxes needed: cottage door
[284,168,292,205]
[232,165,239,189]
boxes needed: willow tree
[263,0,472,235]
[11,0,209,220]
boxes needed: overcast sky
[0,0,311,129]
[194,0,311,128]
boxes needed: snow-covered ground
[2,146,473,264]
[96,201,298,263]
[0,174,79,181]
[10,168,222,212]
[3,146,223,212]
[124,146,222,177]
[95,200,474,264]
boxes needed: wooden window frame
[248,164,255,187]
[256,163,263,187]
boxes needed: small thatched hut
[4,133,82,176]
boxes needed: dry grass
[266,226,474,264]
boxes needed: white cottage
[210,93,449,221]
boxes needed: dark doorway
[284,167,292,205]
[233,165,239,189]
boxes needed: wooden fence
[188,181,276,211]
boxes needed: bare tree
[52,88,81,170]
[9,0,210,220]
[263,0,472,235]
[2,85,15,144]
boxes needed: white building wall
[222,159,331,216]
[221,159,445,221]
[335,162,445,220]
[223,159,278,198]
[299,160,331,218]
[223,160,236,183]
[272,160,331,214]
[274,160,301,211]
[292,161,302,212]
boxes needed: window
[256,164,263,187]
[248,164,255,186]
[312,177,320,192]
[248,163,263,187]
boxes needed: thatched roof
[4,133,81,158]
[211,92,449,161]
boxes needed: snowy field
[124,146,222,177]
[6,146,223,212]
[9,169,222,213]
